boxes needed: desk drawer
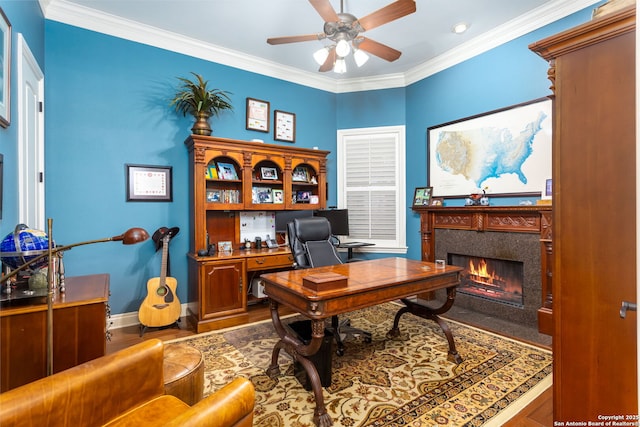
[247,254,293,271]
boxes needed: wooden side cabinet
[0,274,110,392]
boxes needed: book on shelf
[205,164,219,180]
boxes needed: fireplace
[448,254,524,307]
[413,205,551,332]
[434,228,540,326]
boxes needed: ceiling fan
[267,0,416,73]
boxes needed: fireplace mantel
[413,204,553,334]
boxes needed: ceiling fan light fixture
[335,38,351,57]
[353,49,370,67]
[313,47,330,65]
[334,58,347,74]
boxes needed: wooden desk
[260,258,462,427]
[0,274,110,392]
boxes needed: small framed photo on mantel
[412,187,433,207]
[274,110,295,142]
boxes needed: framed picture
[273,189,284,204]
[541,178,552,200]
[246,98,270,132]
[412,187,433,207]
[274,110,296,142]
[292,166,309,182]
[431,198,444,206]
[261,167,278,180]
[217,162,239,180]
[206,189,221,203]
[126,164,173,202]
[296,190,310,203]
[0,8,11,128]
[252,186,273,203]
[217,241,233,253]
[428,98,552,198]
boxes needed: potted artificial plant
[170,72,233,136]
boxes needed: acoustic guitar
[138,234,181,327]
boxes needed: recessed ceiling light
[452,22,469,34]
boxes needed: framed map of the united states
[428,98,551,198]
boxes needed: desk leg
[266,300,333,427]
[386,286,463,364]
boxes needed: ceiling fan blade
[356,0,416,32]
[267,34,324,45]
[309,0,339,23]
[358,37,402,62]
[319,48,336,72]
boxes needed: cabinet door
[553,27,637,419]
[200,260,245,319]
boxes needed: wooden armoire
[530,4,637,421]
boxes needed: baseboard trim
[108,303,195,330]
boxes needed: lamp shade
[335,39,351,57]
[313,47,329,65]
[354,49,370,67]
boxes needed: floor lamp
[0,219,149,375]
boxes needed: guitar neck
[159,235,169,285]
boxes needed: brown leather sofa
[0,338,255,427]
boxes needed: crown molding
[42,0,601,94]
[404,0,602,85]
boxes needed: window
[337,126,406,253]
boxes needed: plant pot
[191,112,212,136]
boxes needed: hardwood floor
[107,305,553,426]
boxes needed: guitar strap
[151,227,180,277]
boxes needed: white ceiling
[41,0,601,92]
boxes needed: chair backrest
[287,217,342,268]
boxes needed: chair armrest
[163,377,255,427]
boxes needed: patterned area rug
[169,302,552,426]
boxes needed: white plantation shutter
[337,126,406,252]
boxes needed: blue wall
[0,1,602,315]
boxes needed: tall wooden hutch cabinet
[530,4,637,421]
[185,135,329,332]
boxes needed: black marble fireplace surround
[434,228,541,326]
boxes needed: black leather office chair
[287,216,371,356]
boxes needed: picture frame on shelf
[296,190,311,203]
[292,166,309,182]
[206,189,221,203]
[430,198,444,206]
[0,8,11,128]
[412,187,433,207]
[252,186,273,203]
[246,98,270,132]
[217,241,233,253]
[261,167,278,180]
[541,178,552,200]
[273,189,284,204]
[217,162,239,180]
[126,164,173,202]
[274,110,295,142]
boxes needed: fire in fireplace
[448,253,524,307]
